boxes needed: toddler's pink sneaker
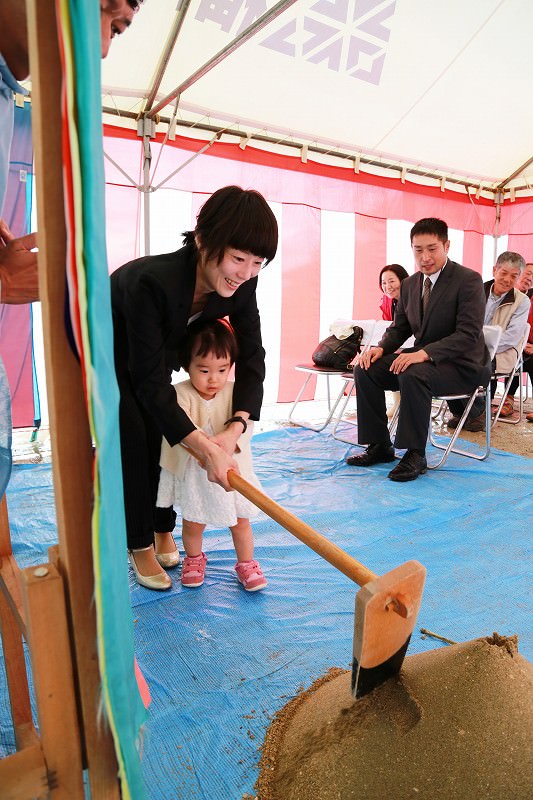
[181,552,207,587]
[235,560,267,592]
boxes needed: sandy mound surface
[257,634,533,800]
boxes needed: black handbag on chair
[311,325,364,370]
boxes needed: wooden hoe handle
[180,444,377,586]
[227,470,377,587]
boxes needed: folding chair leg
[287,373,314,426]
[431,399,446,421]
[288,374,351,432]
[492,368,524,427]
[428,389,491,469]
[332,383,398,445]
[331,381,357,443]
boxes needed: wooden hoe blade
[352,560,426,698]
[181,448,427,699]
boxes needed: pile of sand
[256,634,533,800]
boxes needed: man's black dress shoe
[388,450,427,482]
[346,443,396,467]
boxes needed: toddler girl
[156,319,267,591]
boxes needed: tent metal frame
[101,0,533,256]
[105,104,533,197]
[145,0,300,120]
[103,102,528,261]
[126,0,299,254]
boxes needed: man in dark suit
[346,217,491,482]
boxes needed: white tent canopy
[101,0,533,196]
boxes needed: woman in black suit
[111,186,278,589]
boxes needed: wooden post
[22,563,85,798]
[0,496,36,750]
[0,493,12,555]
[24,1,120,796]
[0,746,49,800]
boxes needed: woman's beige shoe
[128,549,172,591]
[155,548,181,569]
[154,534,180,568]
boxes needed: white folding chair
[427,324,502,469]
[287,320,376,432]
[491,322,530,426]
[331,319,393,444]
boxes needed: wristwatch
[224,415,248,434]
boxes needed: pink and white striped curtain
[103,126,533,405]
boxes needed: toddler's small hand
[211,427,239,455]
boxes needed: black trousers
[354,353,491,452]
[116,377,176,550]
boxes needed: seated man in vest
[499,262,533,417]
[447,251,530,430]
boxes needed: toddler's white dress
[157,398,262,528]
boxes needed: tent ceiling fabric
[101,0,533,190]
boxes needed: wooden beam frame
[0,498,84,798]
[0,1,121,796]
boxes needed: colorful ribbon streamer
[55,1,148,796]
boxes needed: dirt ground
[432,397,533,459]
[255,635,533,800]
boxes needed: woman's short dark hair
[378,263,409,289]
[182,185,278,265]
[178,318,238,370]
[410,217,448,243]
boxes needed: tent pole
[152,132,221,191]
[496,155,533,190]
[493,191,503,262]
[138,120,154,256]
[143,0,192,114]
[103,151,141,189]
[147,0,299,119]
[143,142,151,256]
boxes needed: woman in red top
[378,264,409,421]
[378,263,409,321]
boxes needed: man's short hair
[410,218,448,243]
[495,251,525,272]
[127,0,144,9]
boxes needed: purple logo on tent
[195,0,396,84]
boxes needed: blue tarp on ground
[2,427,532,798]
